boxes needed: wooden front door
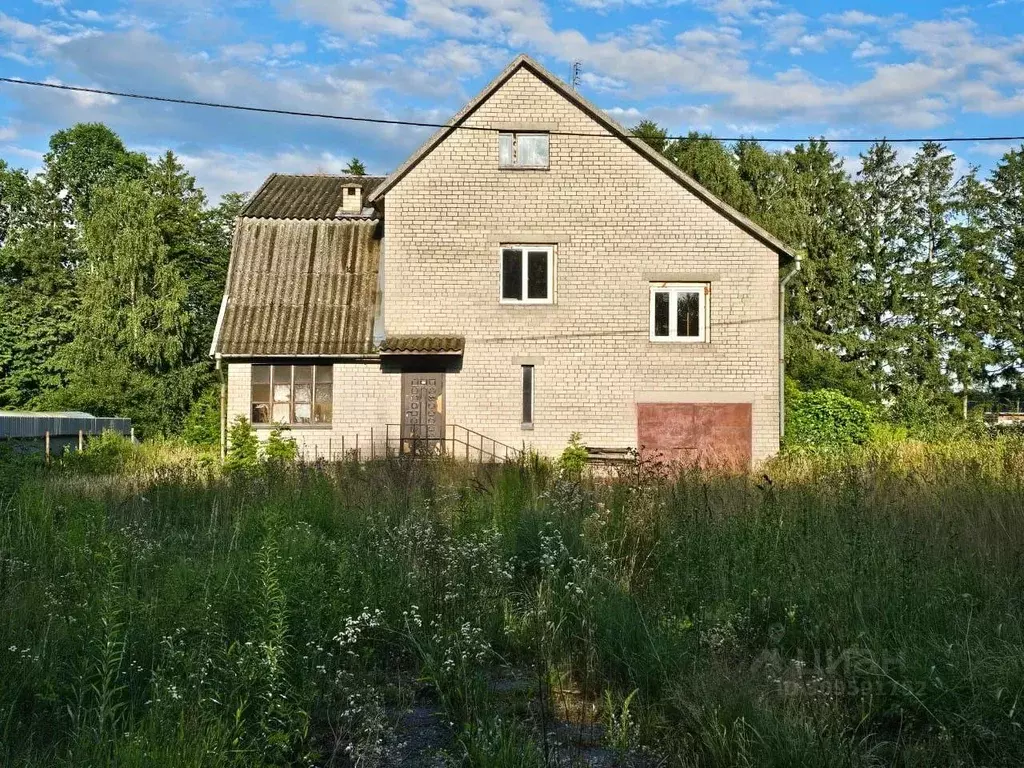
[401,372,445,453]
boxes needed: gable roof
[211,217,380,357]
[368,54,795,262]
[241,174,385,220]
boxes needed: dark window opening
[522,365,534,426]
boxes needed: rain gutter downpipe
[779,253,802,442]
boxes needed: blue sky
[1,0,1023,199]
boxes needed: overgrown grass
[1,438,1023,766]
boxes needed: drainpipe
[778,253,802,441]
[216,354,226,461]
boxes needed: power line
[2,75,1024,146]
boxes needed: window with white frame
[501,246,554,304]
[649,283,708,342]
[499,132,549,168]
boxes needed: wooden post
[386,424,390,457]
[130,426,136,444]
[78,429,84,452]
[355,434,359,462]
[342,435,345,461]
[45,431,50,463]
[371,428,375,460]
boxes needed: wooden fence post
[45,431,50,463]
[78,429,84,452]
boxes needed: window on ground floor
[251,364,333,425]
[649,283,708,343]
[521,365,534,427]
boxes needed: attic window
[499,132,549,168]
[348,187,357,194]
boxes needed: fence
[0,411,133,458]
[295,424,522,464]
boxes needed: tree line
[0,124,243,437]
[2,121,1023,436]
[633,121,1024,421]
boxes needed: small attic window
[499,132,549,168]
[348,187,357,194]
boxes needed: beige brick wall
[226,362,401,460]
[382,67,781,463]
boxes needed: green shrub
[224,415,259,471]
[785,388,871,449]
[556,431,589,478]
[264,426,298,463]
[182,386,221,446]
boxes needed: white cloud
[416,40,509,76]
[286,0,424,40]
[174,147,361,201]
[823,10,890,26]
[220,42,267,62]
[852,40,888,59]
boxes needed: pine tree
[851,141,917,397]
[667,133,755,213]
[990,147,1024,383]
[343,157,366,176]
[947,169,1003,416]
[631,120,669,154]
[905,142,956,392]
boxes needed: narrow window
[272,366,292,423]
[522,365,534,427]
[251,365,271,424]
[314,366,333,423]
[500,245,553,304]
[649,283,708,342]
[251,364,334,425]
[498,132,549,168]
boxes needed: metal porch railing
[297,424,522,463]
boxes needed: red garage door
[637,403,752,472]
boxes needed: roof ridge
[367,53,795,260]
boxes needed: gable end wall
[382,67,781,463]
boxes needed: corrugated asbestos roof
[380,335,465,354]
[240,175,385,220]
[212,218,380,356]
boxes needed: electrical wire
[3,76,1024,145]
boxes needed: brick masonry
[226,65,782,465]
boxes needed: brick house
[211,54,798,469]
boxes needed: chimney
[340,185,362,214]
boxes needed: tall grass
[1,438,1022,765]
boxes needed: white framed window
[499,132,549,168]
[521,365,535,427]
[649,283,709,343]
[500,246,554,304]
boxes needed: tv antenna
[571,61,582,92]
